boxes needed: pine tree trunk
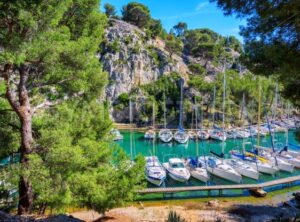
[18,112,33,215]
[3,64,34,214]
[17,65,34,215]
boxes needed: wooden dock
[139,175,300,196]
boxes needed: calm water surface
[116,130,300,187]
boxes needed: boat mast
[257,77,261,146]
[152,100,155,129]
[222,65,226,131]
[212,86,216,126]
[195,97,199,157]
[163,90,167,129]
[274,83,278,120]
[129,97,133,160]
[179,78,184,129]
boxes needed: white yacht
[231,150,279,175]
[197,130,210,140]
[163,158,190,182]
[259,150,294,173]
[200,156,242,183]
[209,130,227,141]
[174,130,189,144]
[144,129,156,140]
[188,130,197,140]
[185,157,209,183]
[225,158,259,180]
[158,129,173,143]
[145,156,166,186]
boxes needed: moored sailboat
[174,79,189,144]
[159,91,173,143]
[201,155,242,183]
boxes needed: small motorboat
[158,129,173,143]
[225,158,259,180]
[197,130,210,140]
[145,156,166,186]
[209,130,226,141]
[188,130,197,140]
[163,158,190,182]
[200,156,242,183]
[110,129,123,141]
[174,130,189,144]
[185,157,209,183]
[144,129,156,140]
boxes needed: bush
[106,39,121,53]
[188,63,205,75]
[167,211,186,222]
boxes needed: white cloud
[196,2,208,11]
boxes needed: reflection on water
[116,130,300,187]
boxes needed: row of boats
[145,142,300,186]
[143,118,298,143]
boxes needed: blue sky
[101,0,246,42]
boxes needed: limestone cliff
[99,19,240,122]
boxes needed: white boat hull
[145,176,165,186]
[163,162,190,182]
[187,167,209,183]
[247,162,278,175]
[174,131,189,144]
[159,129,173,143]
[225,160,259,180]
[207,166,242,183]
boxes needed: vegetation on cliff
[212,0,300,106]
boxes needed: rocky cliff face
[100,19,189,103]
[100,19,240,122]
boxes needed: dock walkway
[139,175,300,195]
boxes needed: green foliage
[146,46,164,67]
[104,3,116,18]
[0,84,20,158]
[189,75,213,93]
[226,36,243,52]
[213,0,300,106]
[106,39,121,53]
[0,0,145,214]
[188,63,206,75]
[141,72,181,123]
[165,37,183,58]
[18,100,144,213]
[167,211,186,222]
[131,44,141,54]
[122,2,151,29]
[124,36,133,45]
[117,93,130,106]
[147,19,164,39]
[173,22,188,37]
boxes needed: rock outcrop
[100,19,189,104]
[100,19,241,122]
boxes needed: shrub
[167,211,186,222]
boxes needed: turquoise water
[116,130,300,187]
